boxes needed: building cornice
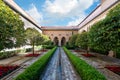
[78,0,119,30]
[41,26,79,31]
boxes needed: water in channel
[40,47,80,80]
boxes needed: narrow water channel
[40,47,80,80]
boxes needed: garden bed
[74,50,83,52]
[81,53,95,57]
[0,65,19,79]
[105,65,120,75]
[25,53,40,57]
[37,49,48,52]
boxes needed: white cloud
[42,0,98,26]
[21,4,43,32]
[67,14,86,26]
[26,4,43,25]
[44,0,94,17]
[44,0,77,14]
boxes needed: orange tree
[76,32,88,50]
[0,0,25,51]
[68,34,78,48]
[25,28,45,54]
[88,3,120,57]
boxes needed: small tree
[41,35,51,50]
[68,34,78,47]
[76,32,89,53]
[25,28,43,54]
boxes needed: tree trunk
[33,42,34,55]
[87,47,89,54]
[42,45,44,51]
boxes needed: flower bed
[37,49,48,52]
[74,50,82,52]
[25,53,40,57]
[0,65,19,79]
[81,53,95,57]
[40,49,48,52]
[105,65,120,75]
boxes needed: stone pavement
[0,56,31,65]
[41,47,81,80]
[72,51,120,80]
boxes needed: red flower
[25,53,40,57]
[81,53,95,57]
[0,65,19,78]
[105,65,120,75]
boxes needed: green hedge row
[14,47,57,80]
[63,47,106,80]
[25,48,32,52]
[0,50,20,59]
[44,45,55,49]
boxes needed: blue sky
[14,0,100,26]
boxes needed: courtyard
[0,0,120,80]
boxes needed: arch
[54,37,59,46]
[61,37,66,46]
[82,30,86,32]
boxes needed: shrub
[63,47,106,80]
[76,32,88,49]
[0,50,20,59]
[68,34,78,47]
[44,45,55,49]
[14,47,57,80]
[25,48,32,52]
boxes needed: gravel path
[40,47,80,80]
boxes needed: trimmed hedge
[0,50,20,59]
[44,45,55,49]
[14,47,57,80]
[63,47,106,80]
[25,48,32,52]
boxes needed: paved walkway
[72,51,120,80]
[0,56,31,65]
[41,47,80,80]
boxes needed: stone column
[59,40,61,46]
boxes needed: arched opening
[61,37,66,46]
[82,30,86,32]
[54,37,59,46]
